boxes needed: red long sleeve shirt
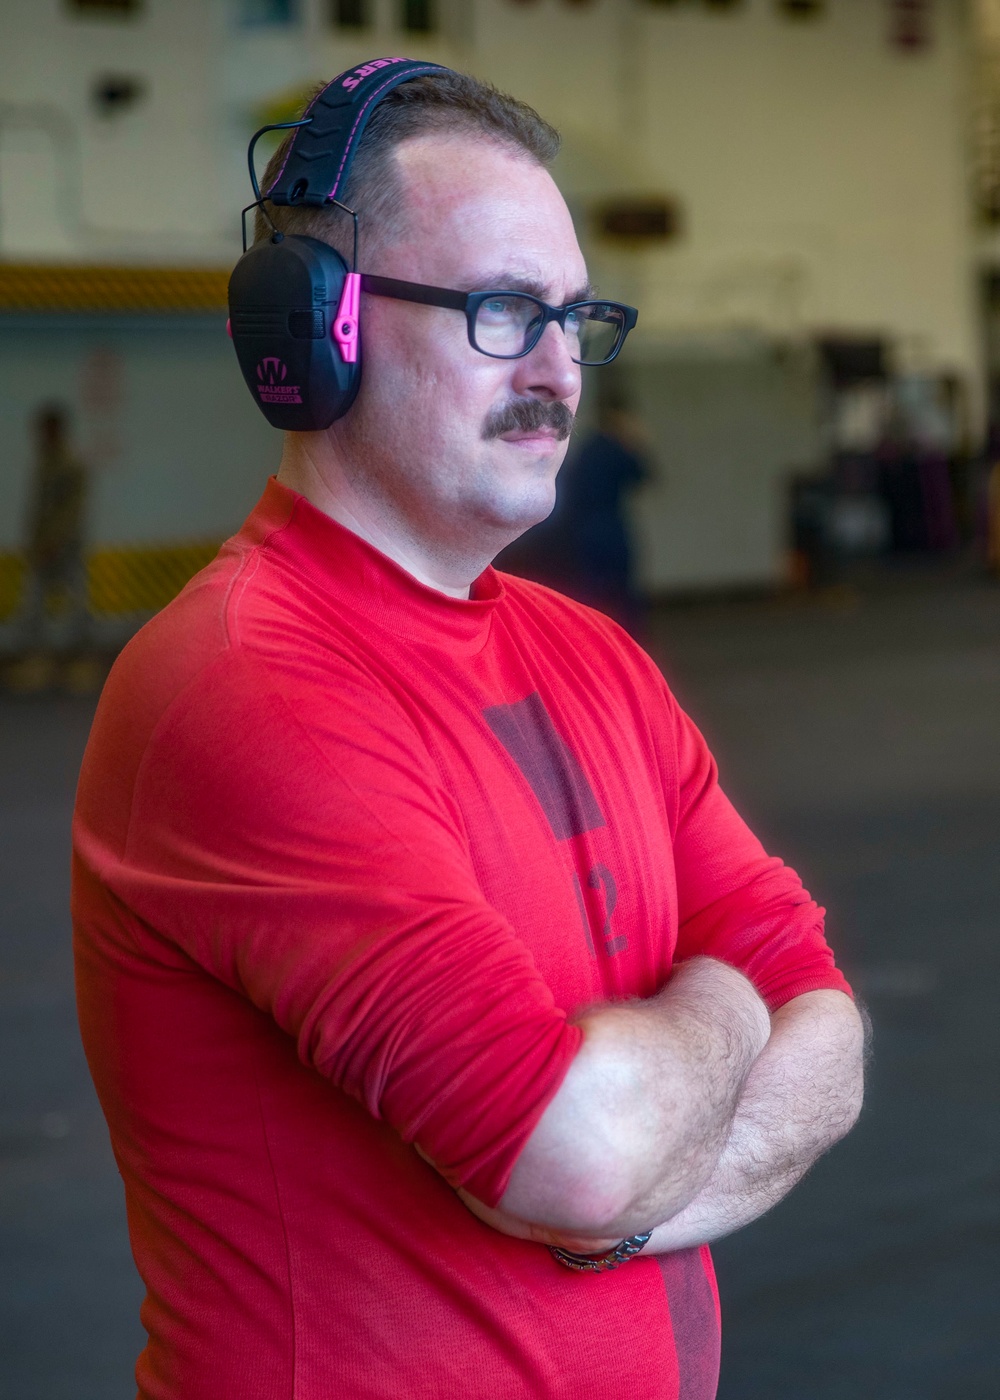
[73,478,850,1400]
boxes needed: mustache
[482,397,575,442]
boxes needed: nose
[509,317,581,404]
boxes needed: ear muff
[229,236,359,432]
[228,57,450,432]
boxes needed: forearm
[644,989,866,1253]
[496,957,771,1238]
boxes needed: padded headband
[264,57,450,209]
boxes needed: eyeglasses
[360,274,638,367]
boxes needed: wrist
[550,1230,654,1274]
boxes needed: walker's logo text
[341,57,408,91]
[256,358,302,406]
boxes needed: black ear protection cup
[228,57,450,432]
[228,235,358,432]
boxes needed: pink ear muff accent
[333,272,360,364]
[226,318,232,338]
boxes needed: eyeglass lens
[472,296,625,364]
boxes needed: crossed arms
[95,641,865,1250]
[460,958,866,1255]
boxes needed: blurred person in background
[19,403,90,655]
[559,391,650,633]
[878,375,960,554]
[497,393,650,629]
[72,63,864,1400]
[988,455,1000,573]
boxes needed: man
[20,403,89,654]
[73,67,864,1400]
[497,392,649,632]
[559,393,650,632]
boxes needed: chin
[485,477,557,533]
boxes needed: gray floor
[1,570,998,1398]
[650,575,1000,1400]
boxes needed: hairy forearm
[644,989,866,1253]
[495,957,771,1238]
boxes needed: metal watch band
[549,1231,654,1273]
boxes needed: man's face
[333,133,587,567]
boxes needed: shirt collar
[241,477,504,655]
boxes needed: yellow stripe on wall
[0,264,230,315]
[0,543,222,619]
[88,542,223,614]
[0,555,24,620]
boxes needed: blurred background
[1,1,999,1396]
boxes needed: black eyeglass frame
[359,274,638,366]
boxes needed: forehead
[386,134,586,298]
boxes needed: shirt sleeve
[661,683,852,1010]
[88,647,582,1208]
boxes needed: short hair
[253,69,560,261]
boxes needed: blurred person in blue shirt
[559,393,650,634]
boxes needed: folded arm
[642,987,865,1252]
[459,957,770,1246]
[460,976,865,1255]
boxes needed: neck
[276,432,487,600]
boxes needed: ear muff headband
[228,57,452,432]
[265,57,449,208]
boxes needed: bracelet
[549,1231,653,1274]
